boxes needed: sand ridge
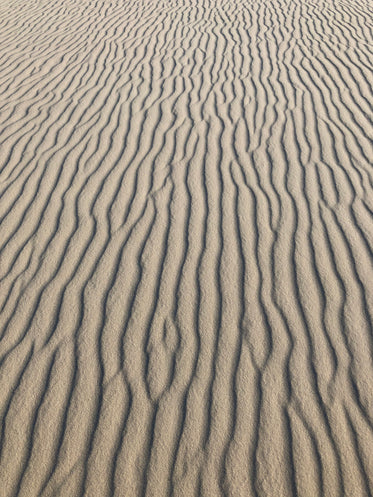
[0,0,372,495]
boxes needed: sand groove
[0,0,372,495]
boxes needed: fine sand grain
[0,0,372,495]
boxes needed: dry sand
[0,0,373,495]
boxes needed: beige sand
[0,0,372,495]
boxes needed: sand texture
[0,0,373,495]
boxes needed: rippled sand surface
[0,0,372,495]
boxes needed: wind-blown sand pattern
[0,0,372,495]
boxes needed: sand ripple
[0,0,372,495]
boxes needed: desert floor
[0,0,372,495]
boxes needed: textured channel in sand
[0,0,373,495]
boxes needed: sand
[0,0,372,495]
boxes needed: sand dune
[0,0,372,495]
